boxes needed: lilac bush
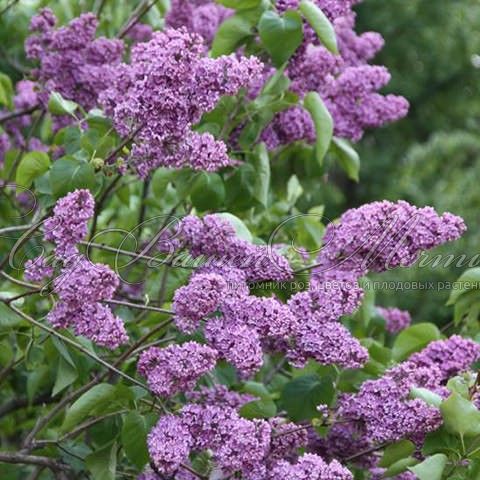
[0,2,478,480]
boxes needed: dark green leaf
[191,172,225,211]
[447,268,480,305]
[379,440,416,468]
[281,374,335,421]
[258,10,304,67]
[52,357,78,397]
[50,157,96,198]
[62,383,116,432]
[121,412,149,470]
[85,441,117,480]
[225,163,257,211]
[332,137,360,182]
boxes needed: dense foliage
[0,1,479,480]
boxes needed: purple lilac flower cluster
[100,28,262,177]
[137,341,217,397]
[261,0,409,146]
[166,0,232,45]
[186,384,256,409]
[146,403,352,479]
[38,190,128,349]
[25,9,124,117]
[377,306,412,333]
[318,336,480,465]
[175,214,294,281]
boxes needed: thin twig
[118,0,159,39]
[0,451,69,472]
[5,303,148,391]
[0,104,39,124]
[106,298,173,315]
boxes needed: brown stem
[0,104,39,124]
[105,298,173,315]
[118,0,160,39]
[0,451,69,472]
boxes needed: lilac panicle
[100,28,262,177]
[137,341,218,397]
[24,256,54,282]
[186,385,256,410]
[43,189,95,260]
[377,306,412,333]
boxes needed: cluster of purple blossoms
[37,190,128,349]
[24,256,54,283]
[377,306,412,333]
[175,214,294,281]
[166,0,232,45]
[315,200,466,278]
[321,336,480,464]
[25,9,124,117]
[137,341,217,397]
[100,28,262,177]
[186,384,256,410]
[43,188,95,260]
[261,0,409,146]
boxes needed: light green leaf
[240,399,277,419]
[16,151,51,189]
[258,10,304,67]
[48,92,78,116]
[447,268,480,305]
[242,381,271,399]
[62,383,116,432]
[216,212,253,242]
[304,92,333,166]
[392,322,441,361]
[384,457,419,477]
[409,454,447,480]
[441,392,480,438]
[216,0,261,8]
[332,137,360,181]
[211,15,253,57]
[85,441,117,480]
[379,440,416,468]
[410,387,443,407]
[252,142,271,207]
[50,157,96,198]
[121,412,149,470]
[0,73,14,110]
[287,174,303,207]
[299,0,338,53]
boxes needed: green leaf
[384,457,419,477]
[211,15,253,57]
[48,92,79,116]
[422,426,460,456]
[332,137,360,181]
[281,374,335,422]
[392,323,441,361]
[242,381,271,399]
[52,357,78,397]
[16,151,51,189]
[410,387,443,407]
[50,157,96,198]
[191,172,225,211]
[225,163,257,211]
[447,268,480,305]
[441,392,480,438]
[62,383,116,432]
[0,303,24,329]
[216,212,253,242]
[409,454,447,480]
[240,399,277,419]
[0,73,14,110]
[379,440,416,468]
[287,174,304,207]
[258,10,304,67]
[85,441,117,480]
[252,143,271,207]
[121,412,149,470]
[304,92,333,166]
[216,0,261,8]
[299,0,338,53]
